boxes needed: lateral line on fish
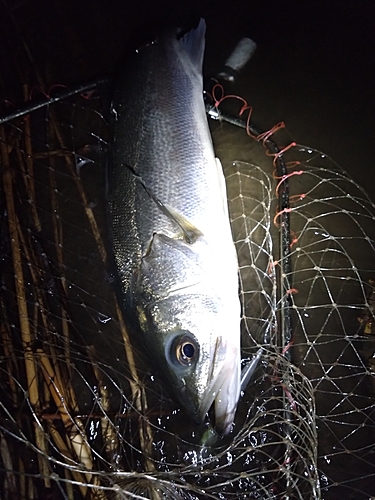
[124,162,203,244]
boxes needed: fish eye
[178,340,196,364]
[168,333,199,368]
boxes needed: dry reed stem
[22,83,41,232]
[17,139,75,424]
[0,432,17,496]
[40,353,111,499]
[0,128,38,406]
[0,313,19,407]
[114,301,155,472]
[47,423,88,498]
[87,346,120,464]
[48,421,108,500]
[0,125,53,485]
[63,466,75,500]
[15,184,53,488]
[27,476,35,499]
[33,149,72,158]
[36,348,94,474]
[48,154,71,368]
[90,480,110,500]
[37,347,108,499]
[18,456,26,500]
[14,207,61,413]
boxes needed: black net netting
[0,89,374,500]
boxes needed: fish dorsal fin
[179,19,206,72]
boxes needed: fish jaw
[198,337,241,435]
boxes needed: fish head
[137,293,241,435]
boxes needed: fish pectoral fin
[164,204,203,244]
[125,162,202,244]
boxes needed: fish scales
[110,19,241,434]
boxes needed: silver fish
[109,19,241,434]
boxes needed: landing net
[0,89,374,500]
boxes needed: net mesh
[0,92,374,500]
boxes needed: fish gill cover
[1,21,375,500]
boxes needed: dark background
[1,0,374,197]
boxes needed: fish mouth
[198,337,241,435]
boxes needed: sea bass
[109,19,241,434]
